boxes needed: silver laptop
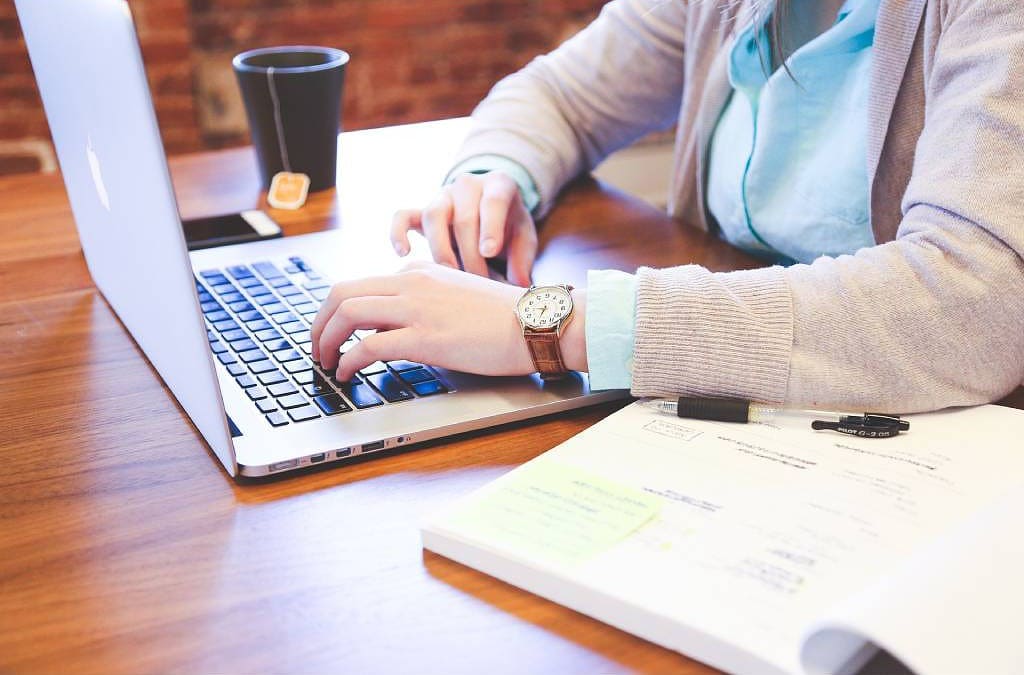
[16,0,624,477]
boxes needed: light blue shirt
[454,0,880,390]
[707,0,879,265]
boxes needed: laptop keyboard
[196,256,449,428]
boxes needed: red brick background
[0,0,604,175]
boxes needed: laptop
[15,0,625,477]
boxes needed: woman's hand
[390,171,538,287]
[310,262,587,382]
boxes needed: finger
[420,192,458,269]
[478,175,517,258]
[335,328,416,381]
[318,296,408,371]
[505,202,538,287]
[311,276,406,362]
[390,209,421,256]
[450,177,488,277]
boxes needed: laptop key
[239,276,264,289]
[278,285,304,297]
[210,340,228,354]
[388,360,425,373]
[255,294,279,306]
[271,313,298,326]
[299,343,313,355]
[360,361,388,375]
[238,310,263,323]
[269,277,292,289]
[221,291,245,304]
[255,328,283,342]
[263,302,288,315]
[412,379,447,396]
[207,329,217,342]
[229,301,254,313]
[264,339,292,352]
[227,265,254,279]
[230,339,259,353]
[206,310,230,323]
[273,349,302,363]
[248,359,278,374]
[268,382,299,397]
[246,387,269,401]
[212,319,238,332]
[246,318,272,332]
[292,302,317,315]
[199,269,224,280]
[365,372,413,403]
[284,359,312,374]
[314,393,351,416]
[287,405,320,423]
[222,329,249,342]
[258,370,288,386]
[253,261,284,279]
[291,330,311,344]
[277,393,308,409]
[256,398,278,413]
[284,264,300,274]
[235,374,257,389]
[398,367,433,384]
[200,301,221,313]
[238,348,268,363]
[226,362,247,376]
[266,411,289,427]
[211,283,234,295]
[341,383,383,409]
[217,352,238,365]
[303,280,330,291]
[310,287,330,301]
[292,369,315,385]
[281,321,306,334]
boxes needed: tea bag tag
[267,171,310,210]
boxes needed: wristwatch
[514,284,575,380]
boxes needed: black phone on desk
[182,210,282,250]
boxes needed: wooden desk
[1,119,1020,674]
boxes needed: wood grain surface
[1,119,1019,674]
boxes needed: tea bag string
[265,66,292,173]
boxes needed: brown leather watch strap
[524,330,569,380]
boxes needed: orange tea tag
[267,171,310,210]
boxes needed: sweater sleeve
[450,0,687,218]
[632,0,1024,413]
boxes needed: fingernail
[393,242,408,256]
[480,238,497,257]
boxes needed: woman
[311,0,1024,412]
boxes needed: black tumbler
[233,46,349,193]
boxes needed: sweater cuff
[632,265,793,404]
[445,154,541,215]
[584,269,638,390]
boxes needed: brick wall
[0,0,605,175]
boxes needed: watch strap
[523,330,569,380]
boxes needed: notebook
[422,401,1024,674]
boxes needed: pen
[641,397,909,438]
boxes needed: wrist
[561,288,588,373]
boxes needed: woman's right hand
[390,171,538,287]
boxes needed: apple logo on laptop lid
[86,135,111,212]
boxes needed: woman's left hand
[310,262,586,382]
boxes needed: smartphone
[182,210,283,250]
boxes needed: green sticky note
[447,461,662,567]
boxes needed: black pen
[640,397,909,438]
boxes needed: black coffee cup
[233,46,349,193]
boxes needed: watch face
[517,286,573,329]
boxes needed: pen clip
[811,413,909,439]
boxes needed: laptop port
[310,453,325,463]
[337,448,352,458]
[362,440,386,452]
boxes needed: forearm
[453,0,686,218]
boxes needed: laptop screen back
[16,0,236,475]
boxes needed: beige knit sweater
[452,0,1024,412]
